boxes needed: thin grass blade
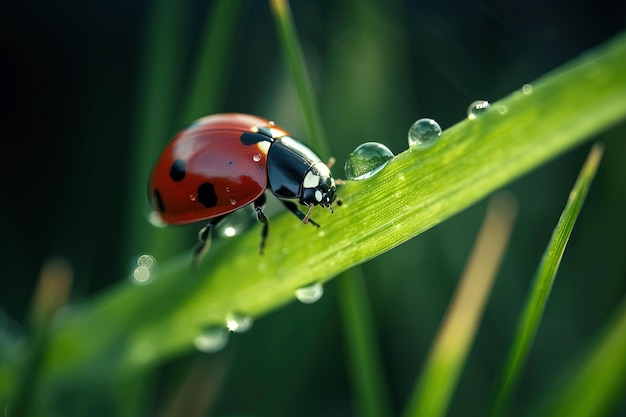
[533,298,626,417]
[269,0,328,155]
[490,144,604,416]
[270,3,391,415]
[403,193,517,417]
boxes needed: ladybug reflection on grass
[149,113,337,267]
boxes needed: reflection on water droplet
[408,118,442,148]
[194,326,229,353]
[295,282,324,304]
[467,100,490,120]
[190,194,196,201]
[344,142,394,180]
[522,84,533,95]
[253,154,262,162]
[226,312,253,333]
[230,199,237,206]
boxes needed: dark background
[1,1,625,416]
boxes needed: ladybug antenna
[303,204,314,224]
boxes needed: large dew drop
[408,118,442,148]
[344,142,394,180]
[194,326,229,353]
[295,282,324,304]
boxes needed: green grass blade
[533,298,626,417]
[269,0,329,155]
[178,0,243,124]
[490,144,604,417]
[271,3,392,415]
[124,0,190,259]
[403,194,517,417]
[38,32,626,388]
[338,270,394,417]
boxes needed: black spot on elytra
[241,132,273,146]
[153,189,165,213]
[197,182,218,208]
[170,159,186,181]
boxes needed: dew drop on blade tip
[295,282,324,304]
[194,326,229,353]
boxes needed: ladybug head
[302,162,337,213]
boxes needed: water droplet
[226,312,253,333]
[137,254,155,268]
[497,105,508,115]
[223,226,237,237]
[133,266,151,283]
[225,187,231,193]
[268,121,275,127]
[344,142,394,180]
[230,199,237,206]
[253,154,262,162]
[131,254,157,284]
[467,100,490,120]
[147,211,167,228]
[408,118,442,148]
[189,194,196,201]
[295,282,324,304]
[522,84,533,95]
[194,326,229,353]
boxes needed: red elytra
[149,113,289,225]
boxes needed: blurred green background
[1,1,625,416]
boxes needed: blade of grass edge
[489,144,604,417]
[270,2,392,416]
[533,298,626,417]
[403,193,518,417]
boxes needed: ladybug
[149,113,337,266]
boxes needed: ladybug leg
[281,201,320,228]
[192,216,225,269]
[253,195,269,255]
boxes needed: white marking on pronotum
[315,190,322,202]
[303,171,320,188]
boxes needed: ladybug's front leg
[253,195,269,255]
[192,216,225,269]
[281,200,320,228]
